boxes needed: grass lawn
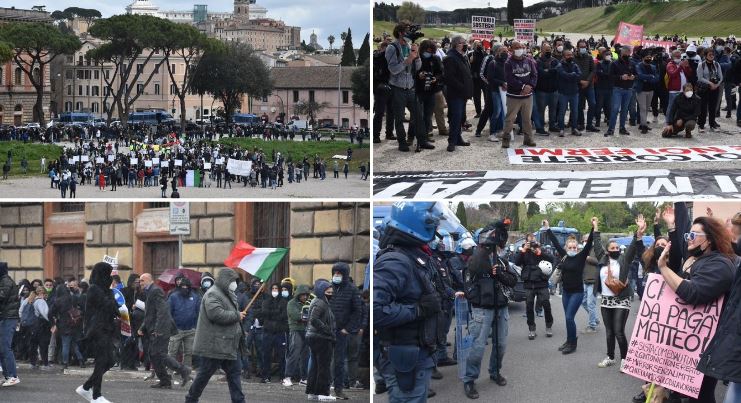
[374,20,512,42]
[218,138,370,170]
[0,141,64,177]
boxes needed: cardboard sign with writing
[153,158,160,165]
[161,161,170,168]
[96,157,104,164]
[81,155,89,162]
[175,160,183,167]
[145,160,153,167]
[130,158,138,165]
[513,19,536,43]
[216,158,224,165]
[108,155,115,162]
[622,273,724,398]
[471,16,496,41]
[204,162,211,170]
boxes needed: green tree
[340,28,356,66]
[328,35,335,50]
[526,202,540,217]
[351,59,370,110]
[0,42,11,64]
[396,1,425,23]
[0,22,81,127]
[507,0,524,26]
[64,7,102,24]
[161,23,222,131]
[88,14,171,127]
[456,201,468,229]
[293,100,330,127]
[357,33,370,66]
[190,42,273,130]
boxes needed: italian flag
[224,241,288,282]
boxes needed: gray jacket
[697,60,723,87]
[386,41,420,90]
[192,269,243,360]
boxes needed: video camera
[405,24,425,43]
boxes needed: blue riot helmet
[438,229,455,253]
[473,228,484,244]
[428,234,440,250]
[387,202,443,243]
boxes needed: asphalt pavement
[2,365,370,403]
[374,295,728,403]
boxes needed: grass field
[0,142,64,177]
[537,0,741,37]
[218,138,370,170]
[374,20,517,42]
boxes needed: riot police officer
[460,220,517,399]
[374,202,447,402]
[430,230,460,369]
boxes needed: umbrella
[157,268,202,293]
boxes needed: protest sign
[145,160,153,167]
[513,19,536,43]
[186,170,195,187]
[471,16,496,41]
[507,145,741,165]
[226,159,252,176]
[216,158,224,165]
[161,161,170,168]
[332,155,349,160]
[204,162,211,170]
[641,40,675,51]
[96,157,104,164]
[153,158,160,165]
[72,156,80,162]
[175,160,183,167]
[130,158,138,165]
[81,155,89,162]
[615,21,644,47]
[108,155,115,162]
[622,274,724,398]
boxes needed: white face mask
[556,46,564,52]
[685,91,693,98]
[228,281,237,292]
[673,58,681,64]
[514,49,525,57]
[271,291,279,298]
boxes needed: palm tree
[328,35,335,50]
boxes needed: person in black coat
[515,237,555,339]
[329,262,362,400]
[663,82,702,138]
[255,282,289,383]
[76,262,119,403]
[50,284,84,369]
[415,40,444,143]
[443,36,474,152]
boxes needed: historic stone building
[0,202,369,289]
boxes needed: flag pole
[241,281,267,315]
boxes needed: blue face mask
[422,52,432,59]
[566,251,578,257]
[281,290,289,298]
[332,275,343,284]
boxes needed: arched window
[14,104,23,112]
[14,67,22,85]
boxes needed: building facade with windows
[0,202,369,290]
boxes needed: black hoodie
[83,262,119,344]
[0,262,20,319]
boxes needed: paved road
[374,296,728,403]
[3,366,370,403]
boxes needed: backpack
[68,305,82,327]
[373,50,392,86]
[20,301,39,327]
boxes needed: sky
[3,0,369,48]
[416,0,542,12]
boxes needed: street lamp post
[337,63,342,131]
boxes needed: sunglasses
[684,231,707,241]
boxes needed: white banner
[153,158,160,165]
[216,158,224,165]
[514,19,536,43]
[81,155,89,162]
[96,157,104,164]
[204,162,212,170]
[471,16,496,41]
[175,159,183,167]
[72,156,80,162]
[226,159,252,176]
[161,161,170,168]
[108,155,115,162]
[507,145,741,165]
[130,158,138,165]
[145,160,153,167]
[332,155,348,160]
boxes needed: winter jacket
[329,263,363,333]
[665,60,693,92]
[609,58,636,90]
[415,55,444,95]
[514,249,555,289]
[256,289,289,333]
[634,62,659,93]
[168,287,200,331]
[443,49,473,100]
[595,60,613,90]
[556,60,582,96]
[504,56,538,98]
[306,280,336,342]
[192,269,243,360]
[0,262,20,320]
[583,232,605,284]
[676,250,735,306]
[535,56,559,93]
[485,58,506,92]
[574,52,595,84]
[547,228,594,293]
[594,233,641,299]
[82,262,119,345]
[697,60,724,89]
[287,284,310,333]
[697,256,741,383]
[669,93,701,123]
[140,284,178,337]
[50,284,82,336]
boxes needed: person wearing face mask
[663,82,701,138]
[167,277,200,370]
[544,217,597,355]
[594,48,614,131]
[474,46,496,139]
[593,215,645,369]
[501,40,539,149]
[328,262,362,400]
[574,40,598,133]
[415,40,444,144]
[606,47,636,136]
[553,39,565,61]
[697,49,723,132]
[515,234,556,341]
[305,279,337,401]
[664,49,694,126]
[442,35,474,152]
[469,40,486,118]
[655,212,736,403]
[240,278,263,379]
[283,284,311,387]
[0,261,21,386]
[138,273,192,389]
[556,49,583,137]
[581,227,605,335]
[534,43,560,135]
[484,45,508,143]
[200,272,214,294]
[185,269,246,403]
[634,49,660,134]
[255,283,289,384]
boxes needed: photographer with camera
[385,22,435,153]
[415,40,445,144]
[515,235,555,341]
[373,36,396,144]
[460,220,517,399]
[697,48,724,132]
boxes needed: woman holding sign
[657,214,736,403]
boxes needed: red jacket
[665,61,693,92]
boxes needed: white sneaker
[300,379,308,386]
[91,396,113,403]
[597,357,616,368]
[318,396,337,401]
[76,385,93,401]
[2,377,19,387]
[282,377,293,387]
[488,134,500,142]
[307,395,318,401]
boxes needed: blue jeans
[724,381,741,403]
[578,85,596,127]
[581,283,599,329]
[463,306,509,383]
[489,91,505,134]
[609,88,633,132]
[378,347,433,403]
[61,334,84,365]
[665,92,680,125]
[534,91,558,130]
[333,331,348,391]
[595,88,612,126]
[487,307,509,378]
[447,97,466,146]
[185,357,244,403]
[562,291,584,343]
[0,318,17,378]
[558,93,579,130]
[628,88,637,123]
